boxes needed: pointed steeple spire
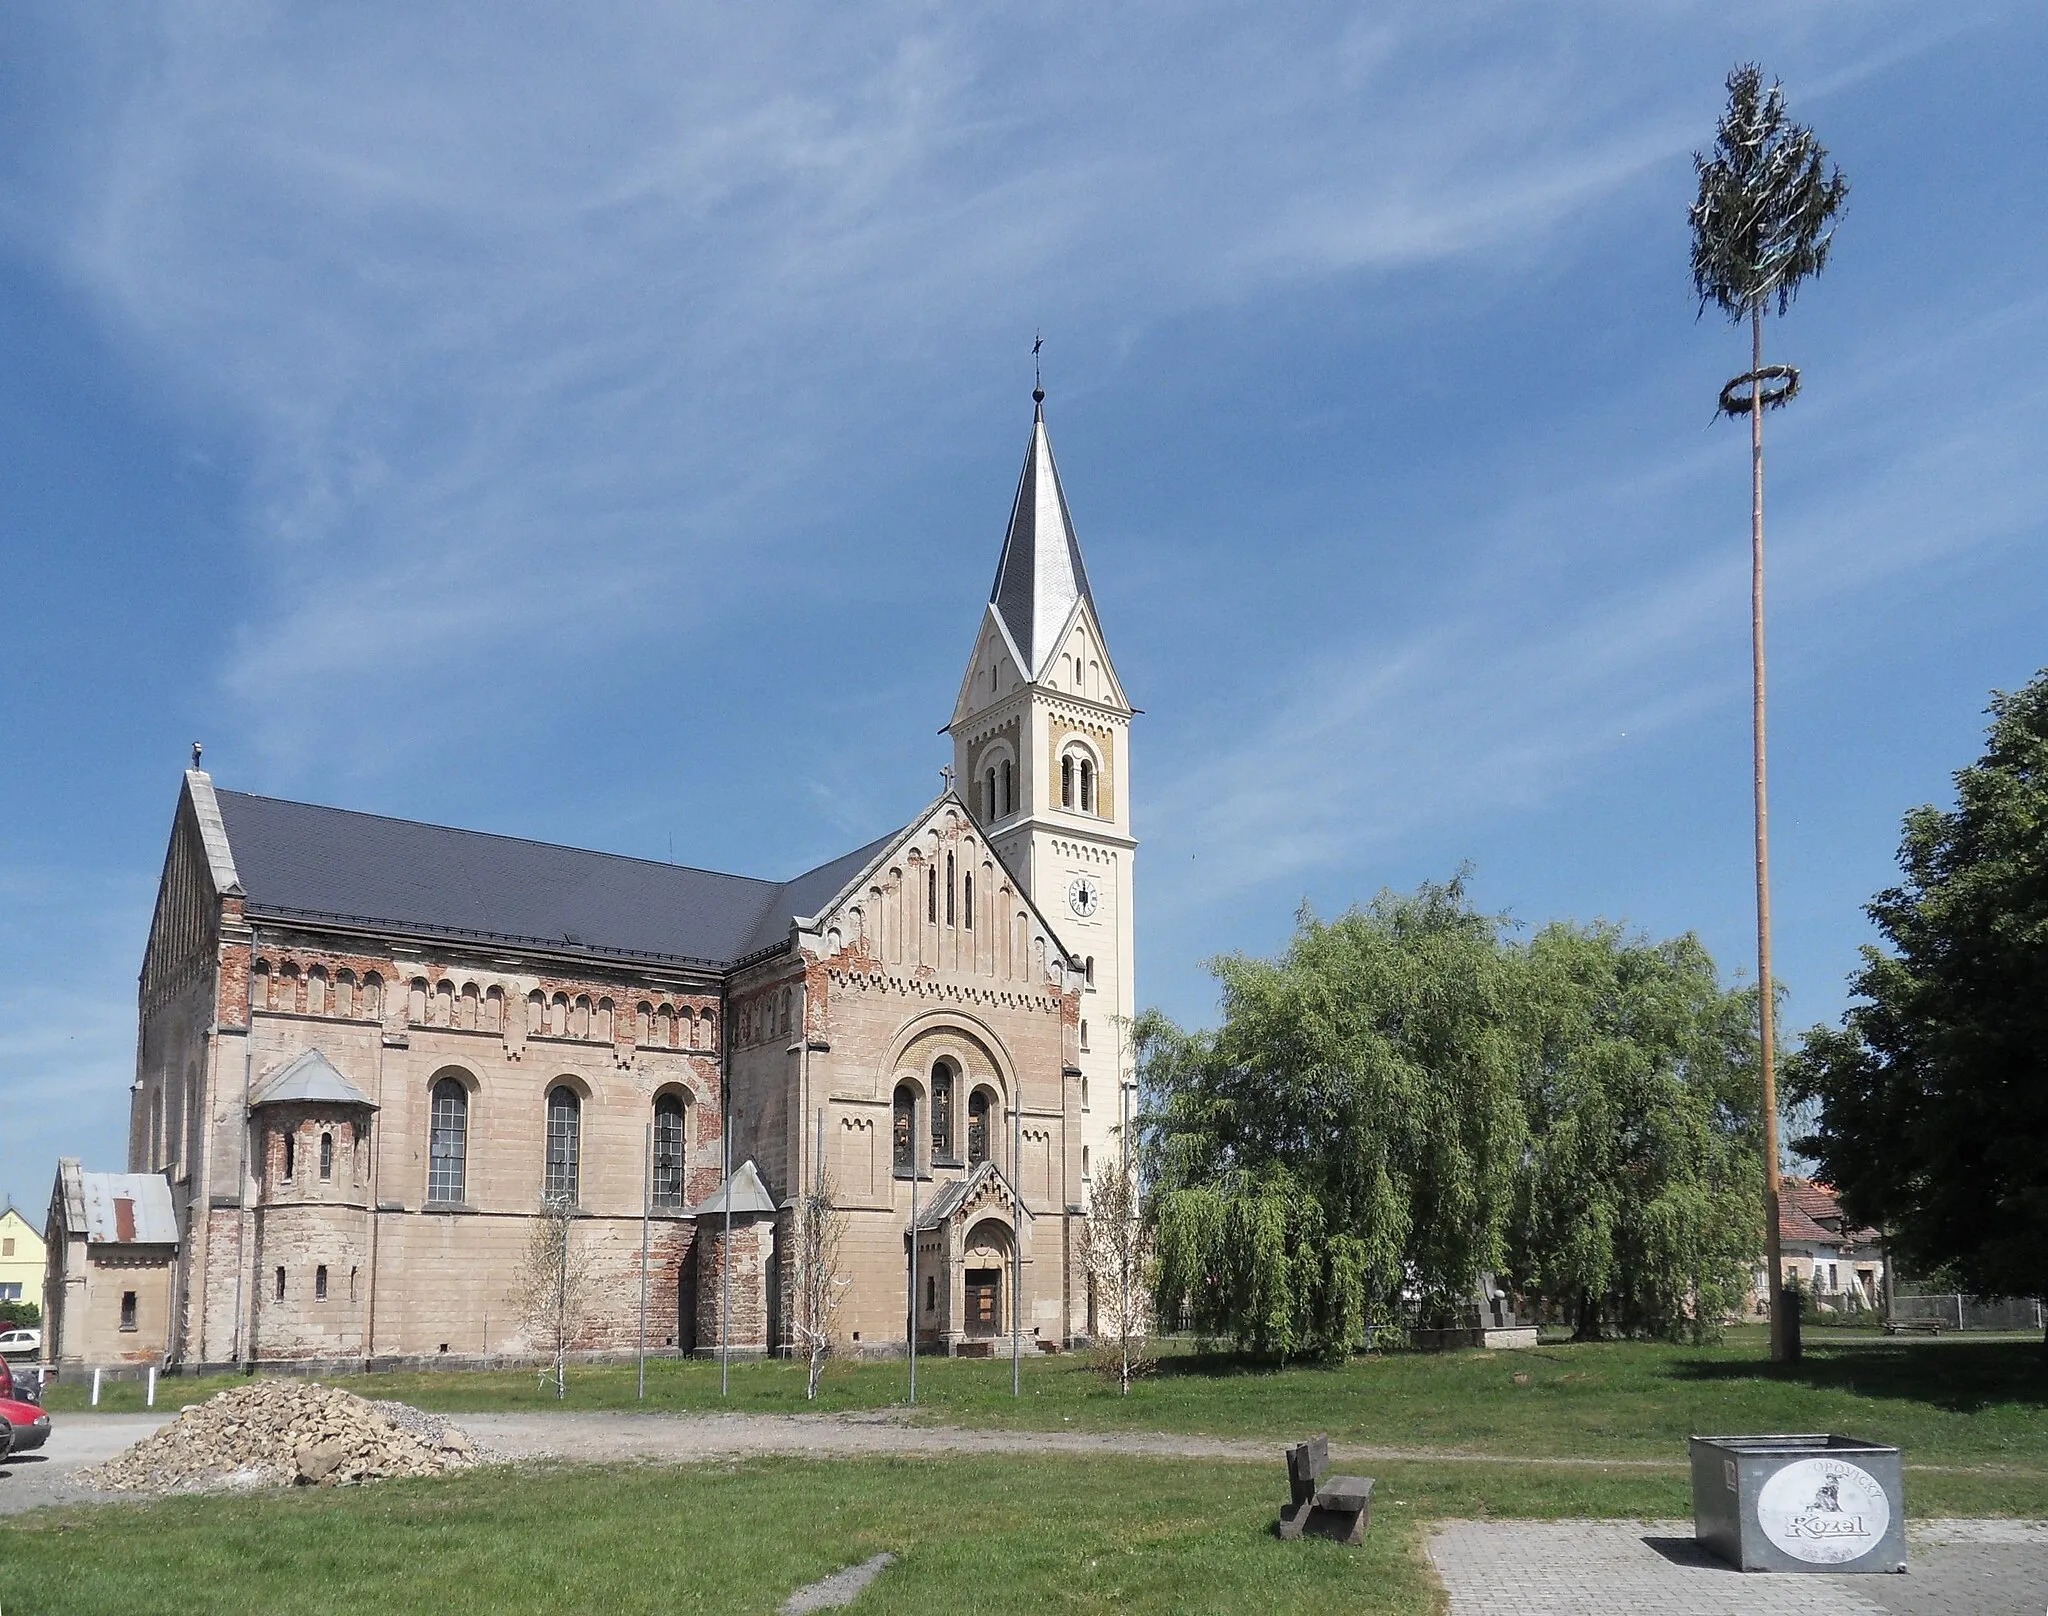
[989,396,1095,680]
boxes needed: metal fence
[1889,1292,2044,1332]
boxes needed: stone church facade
[126,399,1136,1370]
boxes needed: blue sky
[2,3,2044,1210]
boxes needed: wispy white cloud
[1145,289,2048,908]
[5,0,1953,786]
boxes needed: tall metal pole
[1749,303,1791,1366]
[1011,1079,1022,1395]
[907,1091,919,1406]
[636,1120,651,1400]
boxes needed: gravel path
[0,1415,173,1516]
[2,1407,1672,1517]
[450,1408,1681,1468]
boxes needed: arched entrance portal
[962,1217,1013,1338]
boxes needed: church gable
[141,772,240,1017]
[949,606,1029,729]
[806,798,1077,991]
[1036,597,1130,715]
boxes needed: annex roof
[52,1160,179,1246]
[690,1159,778,1218]
[209,783,896,971]
[914,1159,1030,1231]
[989,402,1096,680]
[250,1048,377,1111]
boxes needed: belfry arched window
[1079,757,1095,813]
[893,1083,916,1176]
[931,1062,955,1159]
[968,1088,992,1166]
[984,767,997,822]
[1001,759,1014,815]
[545,1085,581,1202]
[1061,754,1074,808]
[653,1093,687,1210]
[428,1077,468,1204]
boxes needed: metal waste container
[1690,1434,1906,1573]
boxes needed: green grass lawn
[54,1330,2048,1480]
[0,1454,1706,1616]
[7,1452,2041,1616]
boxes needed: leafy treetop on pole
[1690,64,1848,324]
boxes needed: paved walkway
[1428,1518,2048,1616]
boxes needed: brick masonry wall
[52,1247,177,1368]
[174,925,728,1365]
[694,1218,770,1353]
[741,801,1088,1351]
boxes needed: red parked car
[0,1352,50,1455]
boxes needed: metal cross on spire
[1032,332,1044,405]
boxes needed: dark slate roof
[214,788,896,970]
[990,403,1095,678]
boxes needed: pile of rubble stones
[80,1379,493,1493]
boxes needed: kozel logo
[1755,1458,1890,1565]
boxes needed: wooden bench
[1276,1434,1374,1546]
[1883,1317,1943,1335]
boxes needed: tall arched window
[984,767,997,822]
[964,870,974,928]
[931,1062,954,1159]
[1061,754,1074,808]
[892,1083,916,1176]
[428,1077,468,1204]
[545,1085,581,1202]
[926,865,938,923]
[968,1089,992,1166]
[1079,757,1095,813]
[319,1131,333,1181]
[653,1093,686,1210]
[945,852,957,926]
[1000,759,1013,816]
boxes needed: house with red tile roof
[1750,1178,1886,1316]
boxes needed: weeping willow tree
[1141,879,1526,1361]
[1690,64,1848,1363]
[1142,883,1770,1359]
[1506,923,1765,1343]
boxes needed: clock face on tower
[1066,875,1101,918]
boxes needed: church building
[123,397,1136,1370]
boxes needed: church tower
[948,394,1136,1194]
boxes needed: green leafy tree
[1507,924,1765,1342]
[1786,671,2048,1351]
[1143,879,1525,1360]
[1689,63,1848,1363]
